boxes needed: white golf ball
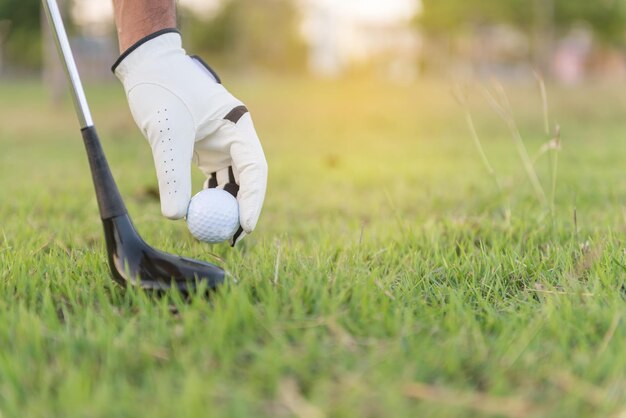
[186,189,240,243]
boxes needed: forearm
[112,0,177,52]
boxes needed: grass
[0,75,624,417]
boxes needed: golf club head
[102,214,225,294]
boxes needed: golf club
[42,0,225,293]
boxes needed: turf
[0,76,624,417]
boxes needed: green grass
[0,76,624,417]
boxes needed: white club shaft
[42,0,94,128]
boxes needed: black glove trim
[111,28,181,73]
[224,106,249,124]
[230,226,244,247]
[207,172,218,188]
[190,55,222,84]
[222,166,240,197]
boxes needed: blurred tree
[419,0,626,70]
[554,1,626,45]
[0,0,42,71]
[41,0,69,103]
[181,0,306,72]
[419,0,534,35]
[420,0,626,45]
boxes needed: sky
[72,0,420,29]
[306,0,419,24]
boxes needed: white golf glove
[113,30,268,245]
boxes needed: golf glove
[113,29,268,245]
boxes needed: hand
[113,30,268,245]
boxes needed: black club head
[102,214,225,294]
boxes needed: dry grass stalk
[403,382,543,418]
[278,378,325,418]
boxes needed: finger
[228,113,268,233]
[128,84,195,219]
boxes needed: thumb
[128,84,195,219]
[229,112,268,234]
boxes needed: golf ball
[186,188,240,243]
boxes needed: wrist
[118,25,175,53]
[113,0,177,52]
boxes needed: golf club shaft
[42,0,92,129]
[42,0,127,219]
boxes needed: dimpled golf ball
[186,188,240,243]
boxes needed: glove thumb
[228,113,268,235]
[127,84,195,219]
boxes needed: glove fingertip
[161,197,190,220]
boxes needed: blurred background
[2,0,626,87]
[0,0,623,238]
